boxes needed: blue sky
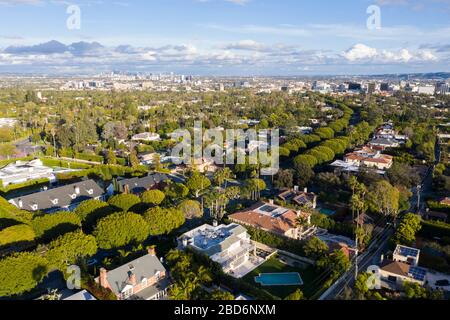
[0,0,449,75]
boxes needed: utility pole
[416,184,422,215]
[354,206,361,281]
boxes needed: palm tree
[195,266,212,284]
[169,284,188,300]
[118,249,131,264]
[41,289,62,300]
[102,257,113,268]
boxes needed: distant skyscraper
[436,82,449,95]
[367,83,376,94]
[348,82,362,91]
[380,83,390,92]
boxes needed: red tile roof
[380,260,410,277]
[229,202,301,235]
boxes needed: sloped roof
[229,202,300,235]
[103,253,166,295]
[380,260,410,277]
[369,137,398,146]
[9,179,104,212]
[278,190,316,207]
[63,290,97,301]
[117,173,168,193]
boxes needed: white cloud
[342,44,378,61]
[224,40,268,51]
[224,0,250,5]
[342,44,440,64]
[0,40,444,74]
[0,0,43,5]
[417,50,438,61]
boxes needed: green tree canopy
[210,289,235,300]
[178,200,202,219]
[278,147,291,158]
[317,249,351,279]
[303,237,328,260]
[107,193,141,212]
[94,212,150,249]
[242,178,266,200]
[354,272,371,300]
[141,189,166,206]
[31,211,81,242]
[403,281,428,299]
[0,224,35,248]
[293,161,314,187]
[144,207,185,236]
[164,182,189,201]
[369,180,400,218]
[212,168,233,187]
[315,127,335,140]
[306,146,335,164]
[74,199,114,227]
[393,213,422,245]
[46,231,97,270]
[0,252,49,297]
[284,289,305,300]
[0,143,17,159]
[293,154,318,169]
[186,172,211,197]
[274,169,294,190]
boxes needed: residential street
[320,144,441,300]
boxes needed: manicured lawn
[242,257,322,299]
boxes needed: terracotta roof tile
[229,202,300,235]
[380,260,410,277]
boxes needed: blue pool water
[318,207,336,216]
[255,273,303,286]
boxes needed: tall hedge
[93,212,150,249]
[31,212,81,242]
[0,252,49,297]
[0,224,35,248]
[420,220,450,239]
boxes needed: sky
[0,0,449,75]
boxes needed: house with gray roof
[112,173,168,195]
[96,248,170,300]
[178,223,264,278]
[278,187,317,209]
[63,290,97,301]
[8,179,104,213]
[368,137,400,150]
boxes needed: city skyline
[0,0,449,75]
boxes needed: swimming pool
[318,207,336,216]
[255,273,303,286]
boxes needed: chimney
[18,199,23,208]
[128,273,137,286]
[269,199,274,205]
[74,186,80,195]
[148,246,156,256]
[304,187,308,193]
[294,185,299,192]
[213,220,218,227]
[99,268,111,290]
